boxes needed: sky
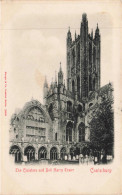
[1,1,121,117]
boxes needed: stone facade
[9,13,112,163]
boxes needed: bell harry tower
[66,13,100,102]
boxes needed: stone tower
[66,13,100,101]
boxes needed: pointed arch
[38,146,47,160]
[24,146,35,162]
[78,122,85,142]
[72,80,75,96]
[66,121,73,142]
[50,147,58,160]
[77,76,80,100]
[9,145,22,162]
[60,147,66,160]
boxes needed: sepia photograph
[9,12,114,166]
[0,0,121,194]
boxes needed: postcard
[0,0,122,194]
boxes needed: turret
[80,13,89,99]
[67,27,72,48]
[94,23,100,43]
[54,71,58,94]
[43,76,48,104]
[63,79,66,95]
[67,27,72,92]
[58,62,63,85]
[94,23,101,90]
[80,13,88,41]
[91,29,93,39]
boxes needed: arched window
[9,145,22,162]
[24,146,35,162]
[66,122,73,142]
[89,42,92,63]
[72,80,75,96]
[38,147,47,160]
[93,47,96,66]
[48,103,54,121]
[67,101,72,112]
[60,147,66,160]
[77,76,80,100]
[72,49,75,67]
[50,147,58,160]
[77,43,80,64]
[93,77,95,91]
[78,123,85,142]
[78,104,83,112]
[55,133,57,141]
[89,75,92,91]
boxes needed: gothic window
[72,49,75,67]
[24,146,35,162]
[89,42,92,65]
[55,133,57,141]
[77,76,80,100]
[93,47,96,69]
[9,145,22,162]
[27,106,45,122]
[93,77,95,91]
[89,75,92,91]
[78,122,85,142]
[66,122,73,142]
[48,103,54,121]
[38,147,47,160]
[67,101,72,112]
[60,147,66,160]
[78,104,82,112]
[77,43,80,65]
[50,147,58,160]
[72,80,75,96]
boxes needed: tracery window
[27,107,45,122]
[9,145,22,162]
[48,103,54,121]
[50,147,58,160]
[24,146,35,162]
[55,133,57,141]
[72,49,75,67]
[77,76,80,100]
[78,122,85,142]
[67,101,72,112]
[66,122,73,142]
[77,43,80,65]
[38,147,47,159]
[72,80,75,96]
[60,147,66,160]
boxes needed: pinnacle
[59,62,62,72]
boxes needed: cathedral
[9,13,113,163]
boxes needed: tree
[89,89,114,158]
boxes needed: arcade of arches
[9,143,90,162]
